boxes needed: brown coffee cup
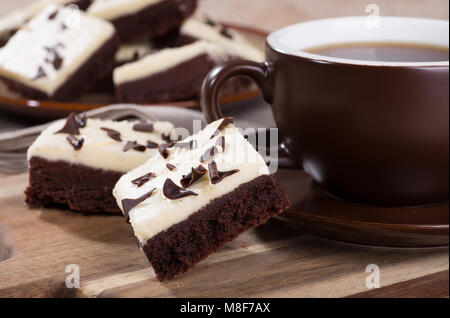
[201,16,449,207]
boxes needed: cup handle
[201,59,300,169]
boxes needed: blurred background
[2,0,449,32]
[0,0,448,132]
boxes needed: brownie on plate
[0,4,119,101]
[113,17,264,103]
[87,0,197,43]
[113,41,232,103]
[113,117,290,280]
[0,0,93,47]
[26,112,175,213]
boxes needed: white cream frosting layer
[0,4,115,96]
[181,19,264,62]
[115,41,154,63]
[0,0,76,42]
[113,40,229,84]
[28,117,174,172]
[88,0,162,20]
[113,119,270,243]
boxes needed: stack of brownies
[0,0,263,103]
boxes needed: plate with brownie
[0,0,266,119]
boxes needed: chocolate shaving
[173,140,197,150]
[44,45,64,70]
[146,140,159,149]
[133,122,154,132]
[131,172,156,187]
[123,141,146,152]
[51,53,63,70]
[205,17,216,26]
[166,163,176,171]
[216,136,225,151]
[132,50,140,61]
[208,160,239,184]
[220,26,233,39]
[32,66,47,80]
[200,146,218,162]
[163,179,197,200]
[121,188,155,220]
[210,117,234,139]
[180,165,207,188]
[56,113,86,135]
[159,142,174,159]
[48,10,58,20]
[66,135,84,150]
[101,127,122,142]
[60,23,68,30]
[161,133,172,143]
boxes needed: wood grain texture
[0,173,448,298]
[349,270,449,298]
[0,0,449,298]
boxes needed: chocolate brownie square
[0,0,93,47]
[26,112,175,213]
[0,4,119,101]
[113,117,290,280]
[113,41,232,103]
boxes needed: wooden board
[0,173,448,298]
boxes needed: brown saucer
[275,169,449,248]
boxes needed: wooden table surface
[0,173,448,298]
[0,0,448,298]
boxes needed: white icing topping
[113,119,269,243]
[113,40,229,84]
[0,0,85,43]
[181,19,264,62]
[88,0,162,20]
[28,117,174,172]
[115,41,154,63]
[0,4,115,96]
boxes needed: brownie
[115,52,218,103]
[0,4,119,101]
[114,41,233,103]
[26,113,175,213]
[0,0,93,48]
[113,117,290,280]
[0,34,120,101]
[142,174,289,280]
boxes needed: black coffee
[305,42,449,62]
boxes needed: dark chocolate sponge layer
[115,53,216,103]
[111,0,197,43]
[141,174,290,280]
[25,157,123,214]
